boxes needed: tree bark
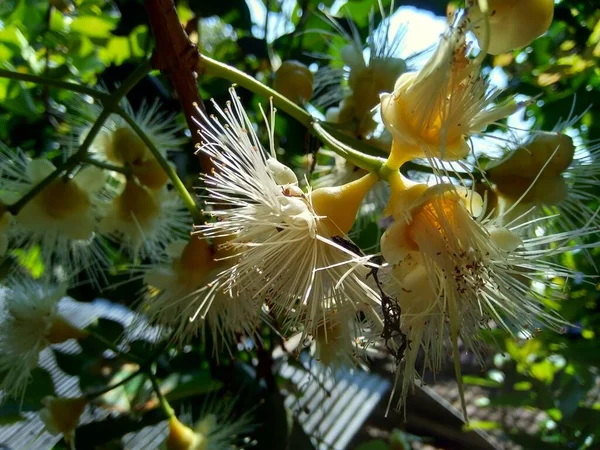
[143,0,212,174]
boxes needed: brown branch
[143,0,212,174]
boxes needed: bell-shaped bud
[40,396,87,447]
[489,132,574,179]
[132,158,170,190]
[39,179,91,220]
[108,127,148,165]
[470,0,554,55]
[273,60,314,105]
[165,416,205,450]
[116,180,160,225]
[47,315,89,344]
[310,173,378,236]
[173,235,216,280]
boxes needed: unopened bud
[116,180,160,225]
[273,60,313,105]
[311,173,378,236]
[489,132,575,179]
[132,158,170,190]
[109,127,148,165]
[39,179,90,219]
[40,396,87,446]
[470,0,554,55]
[165,416,205,450]
[175,236,215,275]
[47,315,89,344]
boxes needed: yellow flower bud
[47,315,89,344]
[310,173,378,236]
[470,0,554,55]
[489,132,575,179]
[38,179,90,220]
[40,396,87,445]
[172,236,217,288]
[108,127,148,165]
[273,60,314,105]
[165,416,206,450]
[116,180,160,226]
[494,175,569,205]
[132,158,170,190]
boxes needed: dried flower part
[274,60,314,105]
[469,0,554,55]
[310,172,378,237]
[40,396,87,445]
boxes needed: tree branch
[143,0,212,174]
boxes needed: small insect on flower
[0,278,88,402]
[138,235,261,349]
[380,11,521,169]
[10,154,108,284]
[99,178,190,261]
[165,395,255,450]
[380,182,594,417]
[194,87,381,340]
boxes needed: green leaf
[462,375,502,388]
[463,420,500,431]
[165,370,224,402]
[71,15,117,38]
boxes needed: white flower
[75,97,186,167]
[380,13,521,166]
[0,279,87,401]
[12,157,108,283]
[99,179,190,261]
[138,237,261,348]
[380,182,595,414]
[194,88,381,339]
